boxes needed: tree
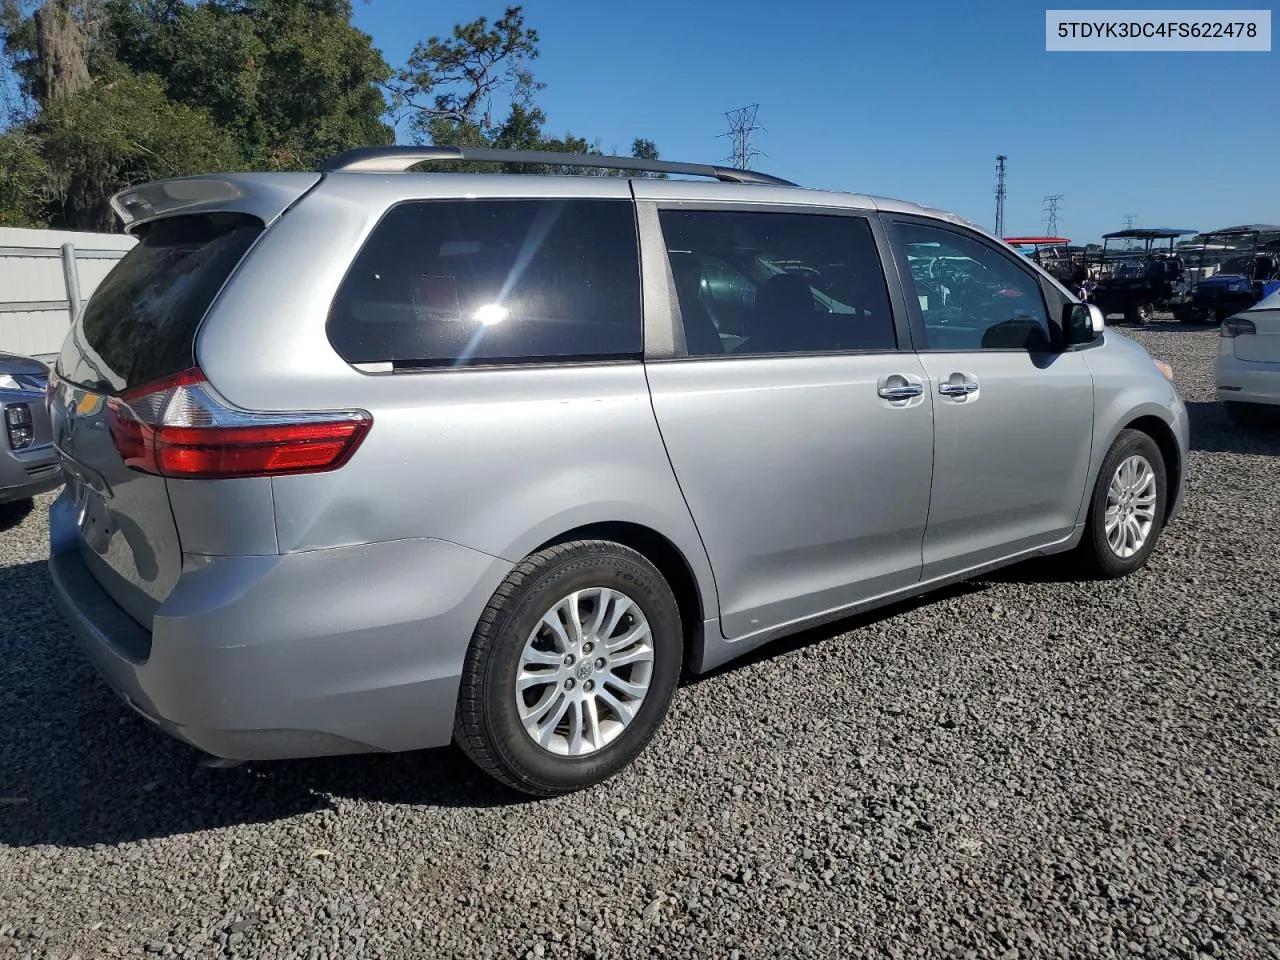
[390,5,540,141]
[34,72,241,229]
[102,0,394,169]
[0,128,49,225]
[0,3,665,230]
[393,6,662,176]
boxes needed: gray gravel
[2,324,1279,960]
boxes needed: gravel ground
[2,324,1278,960]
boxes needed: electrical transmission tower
[1123,213,1137,249]
[994,155,1008,236]
[1042,194,1063,235]
[722,104,764,170]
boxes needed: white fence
[0,227,136,360]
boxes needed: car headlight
[0,374,22,392]
[1152,358,1174,381]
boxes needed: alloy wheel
[515,587,655,757]
[1104,454,1157,558]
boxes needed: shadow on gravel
[0,559,526,849]
[0,497,35,532]
[1186,400,1280,455]
[688,579,993,683]
[1132,319,1217,333]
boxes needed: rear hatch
[1232,306,1280,363]
[51,209,270,626]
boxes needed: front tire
[454,540,683,797]
[1075,429,1168,579]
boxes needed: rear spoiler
[110,173,323,234]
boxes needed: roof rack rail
[318,145,797,186]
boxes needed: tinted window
[897,222,1053,352]
[60,213,263,393]
[658,209,896,356]
[328,199,642,366]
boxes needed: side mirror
[1063,302,1105,346]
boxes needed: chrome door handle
[938,380,979,396]
[878,382,924,400]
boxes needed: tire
[1123,303,1150,325]
[454,540,683,797]
[1074,429,1168,579]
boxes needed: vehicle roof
[1201,223,1280,236]
[1003,235,1071,244]
[1102,227,1198,239]
[0,351,49,376]
[113,168,994,240]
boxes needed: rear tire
[454,540,683,797]
[1074,429,1168,579]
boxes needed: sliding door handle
[938,380,979,396]
[878,382,925,400]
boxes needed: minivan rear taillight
[105,368,371,479]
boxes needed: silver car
[1,351,60,507]
[47,147,1189,796]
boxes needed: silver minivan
[47,147,1189,796]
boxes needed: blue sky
[352,0,1276,244]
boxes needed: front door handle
[878,382,924,400]
[938,379,979,396]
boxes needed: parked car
[47,147,1190,797]
[1,351,60,507]
[1217,288,1280,424]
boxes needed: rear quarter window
[327,198,643,367]
[59,212,264,393]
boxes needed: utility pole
[994,155,1007,237]
[1042,194,1063,236]
[1123,213,1137,249]
[722,104,764,170]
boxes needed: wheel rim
[1104,454,1157,559]
[515,587,655,757]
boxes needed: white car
[1217,288,1280,425]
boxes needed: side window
[896,222,1054,352]
[658,209,896,357]
[328,198,642,366]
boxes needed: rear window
[58,213,263,393]
[327,198,642,367]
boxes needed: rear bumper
[48,490,511,760]
[1216,354,1280,406]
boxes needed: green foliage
[0,128,49,225]
[0,2,663,230]
[396,8,663,177]
[103,0,394,170]
[393,5,542,141]
[35,72,241,229]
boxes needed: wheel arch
[1119,413,1183,522]
[532,521,711,674]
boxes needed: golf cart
[1171,224,1280,324]
[1003,236,1087,292]
[1090,227,1196,325]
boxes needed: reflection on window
[659,210,897,357]
[898,224,1053,352]
[328,199,643,366]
